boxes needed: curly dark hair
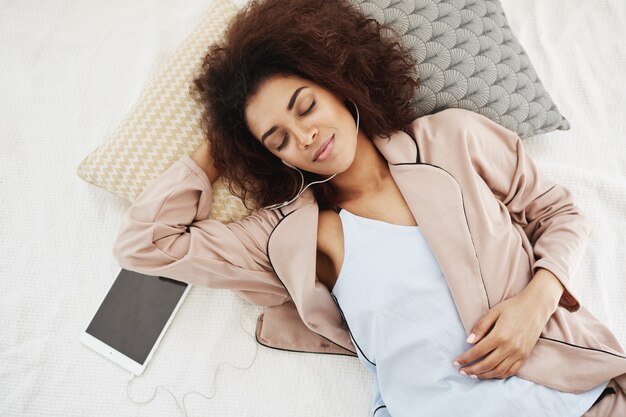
[189,0,421,212]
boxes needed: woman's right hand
[190,141,220,183]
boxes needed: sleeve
[457,109,593,312]
[112,155,289,307]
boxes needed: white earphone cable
[126,302,261,416]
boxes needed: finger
[468,309,499,344]
[465,334,528,378]
[503,358,524,378]
[475,354,517,380]
[454,332,499,366]
[460,347,503,378]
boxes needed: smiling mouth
[314,134,334,162]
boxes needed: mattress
[1,0,624,415]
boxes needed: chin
[331,153,354,175]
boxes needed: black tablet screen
[86,268,188,364]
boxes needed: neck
[329,130,390,203]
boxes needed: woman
[113,0,626,415]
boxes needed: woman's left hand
[451,291,554,380]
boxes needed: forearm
[521,267,565,317]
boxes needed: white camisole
[330,207,609,417]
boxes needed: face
[244,74,358,175]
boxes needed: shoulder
[407,108,517,155]
[419,108,515,141]
[406,107,480,135]
[400,108,478,159]
[227,205,284,243]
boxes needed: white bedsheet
[1,0,624,416]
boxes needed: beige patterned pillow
[76,0,251,223]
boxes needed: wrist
[523,268,563,317]
[190,142,219,183]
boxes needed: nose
[292,124,317,150]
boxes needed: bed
[1,0,625,415]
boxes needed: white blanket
[1,0,624,416]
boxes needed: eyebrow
[261,85,309,144]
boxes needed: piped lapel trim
[268,200,356,353]
[267,126,490,352]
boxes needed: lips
[313,134,334,162]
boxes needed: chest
[315,183,418,292]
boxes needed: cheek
[333,135,356,169]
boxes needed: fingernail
[466,333,476,343]
[453,361,460,366]
[470,374,478,379]
[459,370,467,376]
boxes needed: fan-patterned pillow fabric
[349,0,570,138]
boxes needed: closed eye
[276,99,316,151]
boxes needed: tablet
[80,268,191,375]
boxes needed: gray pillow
[349,0,570,139]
